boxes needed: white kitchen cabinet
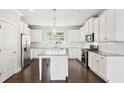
[92,53,99,74]
[84,22,89,34]
[94,18,99,42]
[77,49,81,61]
[88,51,124,82]
[99,9,124,41]
[88,18,95,34]
[107,57,124,83]
[88,52,99,74]
[80,26,86,42]
[31,29,42,42]
[105,10,116,41]
[88,52,106,80]
[99,12,107,41]
[99,55,107,79]
[115,10,124,41]
[68,48,76,59]
[88,52,93,69]
[30,49,38,59]
[50,56,68,80]
[68,30,80,42]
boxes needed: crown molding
[29,25,82,30]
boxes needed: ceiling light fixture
[53,9,56,34]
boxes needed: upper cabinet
[94,18,99,42]
[99,12,107,41]
[88,17,96,34]
[99,9,124,41]
[115,10,124,41]
[68,30,80,42]
[31,29,42,42]
[80,26,85,42]
[99,10,116,41]
[105,10,116,41]
[80,17,96,42]
[84,21,89,34]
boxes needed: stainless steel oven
[81,49,88,68]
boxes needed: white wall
[0,9,23,72]
[30,28,81,48]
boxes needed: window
[45,31,65,44]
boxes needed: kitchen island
[38,48,68,81]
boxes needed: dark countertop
[88,50,124,56]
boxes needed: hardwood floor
[4,59,105,83]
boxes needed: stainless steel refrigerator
[21,34,31,69]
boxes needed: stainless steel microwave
[85,33,94,42]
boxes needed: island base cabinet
[50,56,68,80]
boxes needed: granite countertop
[38,50,68,56]
[89,50,124,56]
[31,46,89,49]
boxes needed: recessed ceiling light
[29,9,34,12]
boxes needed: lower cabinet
[88,52,93,69]
[68,48,77,59]
[99,55,107,80]
[68,48,81,61]
[92,53,99,74]
[88,51,124,83]
[88,52,107,81]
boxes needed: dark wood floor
[4,59,105,83]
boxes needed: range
[81,45,98,68]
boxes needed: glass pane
[46,31,64,44]
[47,32,52,37]
[56,32,64,36]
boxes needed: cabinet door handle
[0,25,1,29]
[0,49,1,52]
[0,72,1,75]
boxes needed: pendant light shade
[53,9,56,34]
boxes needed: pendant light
[53,9,56,34]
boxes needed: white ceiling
[18,9,103,26]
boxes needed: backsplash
[31,42,82,48]
[99,42,124,54]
